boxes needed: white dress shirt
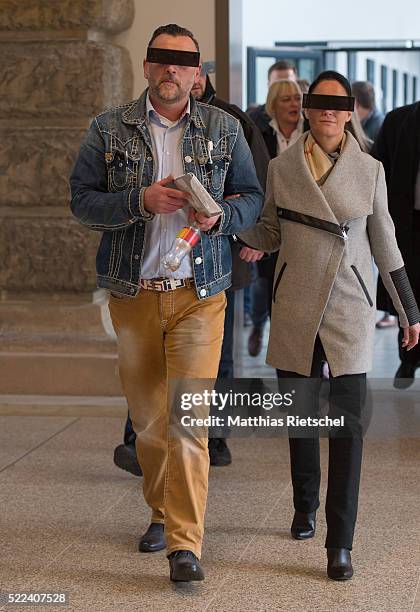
[269,116,304,155]
[141,94,193,279]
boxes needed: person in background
[239,70,419,580]
[247,80,306,357]
[191,62,270,189]
[192,61,271,464]
[247,59,298,135]
[246,63,299,357]
[373,99,420,387]
[352,81,384,142]
[352,81,396,328]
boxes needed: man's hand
[143,175,190,214]
[239,246,265,263]
[188,208,219,231]
[402,322,420,351]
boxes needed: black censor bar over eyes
[303,93,355,111]
[146,47,200,67]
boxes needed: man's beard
[151,78,185,103]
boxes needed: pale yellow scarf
[304,132,346,185]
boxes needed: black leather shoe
[291,511,316,540]
[113,443,142,477]
[168,550,204,582]
[393,363,416,389]
[138,523,165,553]
[208,438,232,466]
[327,548,353,580]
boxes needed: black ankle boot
[327,547,353,580]
[291,511,316,540]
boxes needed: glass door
[247,47,324,107]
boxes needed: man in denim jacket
[70,24,262,582]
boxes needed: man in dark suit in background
[373,101,420,387]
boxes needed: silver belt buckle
[168,278,179,291]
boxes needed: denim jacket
[70,90,263,299]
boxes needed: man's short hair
[148,23,200,53]
[352,81,376,110]
[268,59,297,79]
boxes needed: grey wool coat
[241,131,415,377]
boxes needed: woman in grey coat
[240,71,420,580]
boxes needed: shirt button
[147,156,152,161]
[199,288,207,297]
[195,257,202,264]
[134,254,139,260]
[185,155,192,163]
[130,288,135,294]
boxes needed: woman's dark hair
[308,70,352,97]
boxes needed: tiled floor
[0,322,419,611]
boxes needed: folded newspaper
[173,173,223,218]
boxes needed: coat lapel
[321,132,373,224]
[278,131,372,225]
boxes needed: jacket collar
[122,88,205,128]
[199,76,216,104]
[279,131,372,225]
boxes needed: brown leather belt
[139,278,194,292]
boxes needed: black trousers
[277,336,366,550]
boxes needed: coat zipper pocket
[277,208,349,240]
[351,265,373,307]
[273,262,287,303]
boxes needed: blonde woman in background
[247,80,308,357]
[263,79,306,158]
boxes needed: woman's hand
[402,323,420,350]
[239,246,265,263]
[188,208,219,231]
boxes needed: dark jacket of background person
[201,76,270,191]
[250,84,309,280]
[259,116,310,160]
[248,104,271,147]
[372,102,420,316]
[200,75,271,290]
[247,104,276,280]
